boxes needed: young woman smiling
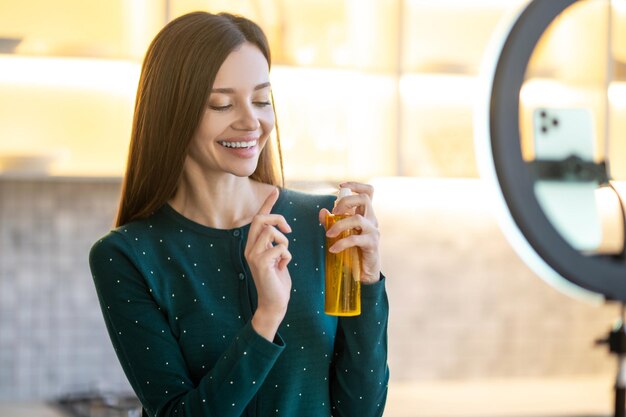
[90,11,389,417]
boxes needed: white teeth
[220,140,257,149]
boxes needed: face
[186,42,275,179]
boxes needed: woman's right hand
[245,188,293,341]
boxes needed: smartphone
[532,107,601,252]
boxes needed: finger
[334,191,379,227]
[248,213,291,246]
[258,187,279,216]
[326,214,375,238]
[339,182,374,201]
[328,232,379,254]
[332,193,371,217]
[246,220,290,259]
[318,208,331,229]
[253,224,289,253]
[275,245,292,270]
[257,244,292,269]
[254,214,291,234]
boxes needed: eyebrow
[211,82,271,94]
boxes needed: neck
[169,169,269,230]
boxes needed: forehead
[212,42,269,89]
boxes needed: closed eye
[209,104,232,111]
[209,101,271,111]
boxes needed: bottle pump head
[334,187,352,212]
[337,187,351,200]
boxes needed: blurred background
[1,0,626,416]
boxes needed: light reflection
[0,55,140,96]
[609,82,626,108]
[400,74,478,107]
[613,0,626,13]
[270,65,397,179]
[519,78,603,108]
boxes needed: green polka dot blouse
[89,188,389,417]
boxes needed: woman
[89,11,389,417]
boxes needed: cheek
[188,116,224,158]
[196,111,231,140]
[259,111,276,138]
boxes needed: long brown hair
[115,12,284,227]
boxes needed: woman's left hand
[318,182,381,285]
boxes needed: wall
[0,177,619,401]
[373,178,618,380]
[0,178,129,400]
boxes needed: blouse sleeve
[330,274,390,417]
[89,232,285,417]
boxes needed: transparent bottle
[325,187,361,316]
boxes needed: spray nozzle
[337,187,352,200]
[333,187,352,212]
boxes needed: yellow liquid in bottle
[324,214,361,316]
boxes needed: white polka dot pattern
[90,188,389,416]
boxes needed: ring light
[475,0,626,303]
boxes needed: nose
[232,102,261,131]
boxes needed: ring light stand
[474,0,626,415]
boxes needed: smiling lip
[218,137,259,149]
[217,137,260,158]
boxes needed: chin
[231,165,259,178]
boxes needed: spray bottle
[324,187,361,316]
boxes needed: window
[0,0,623,179]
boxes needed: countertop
[0,377,614,417]
[384,377,613,417]
[0,402,66,417]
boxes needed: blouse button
[238,273,245,281]
[233,230,241,237]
